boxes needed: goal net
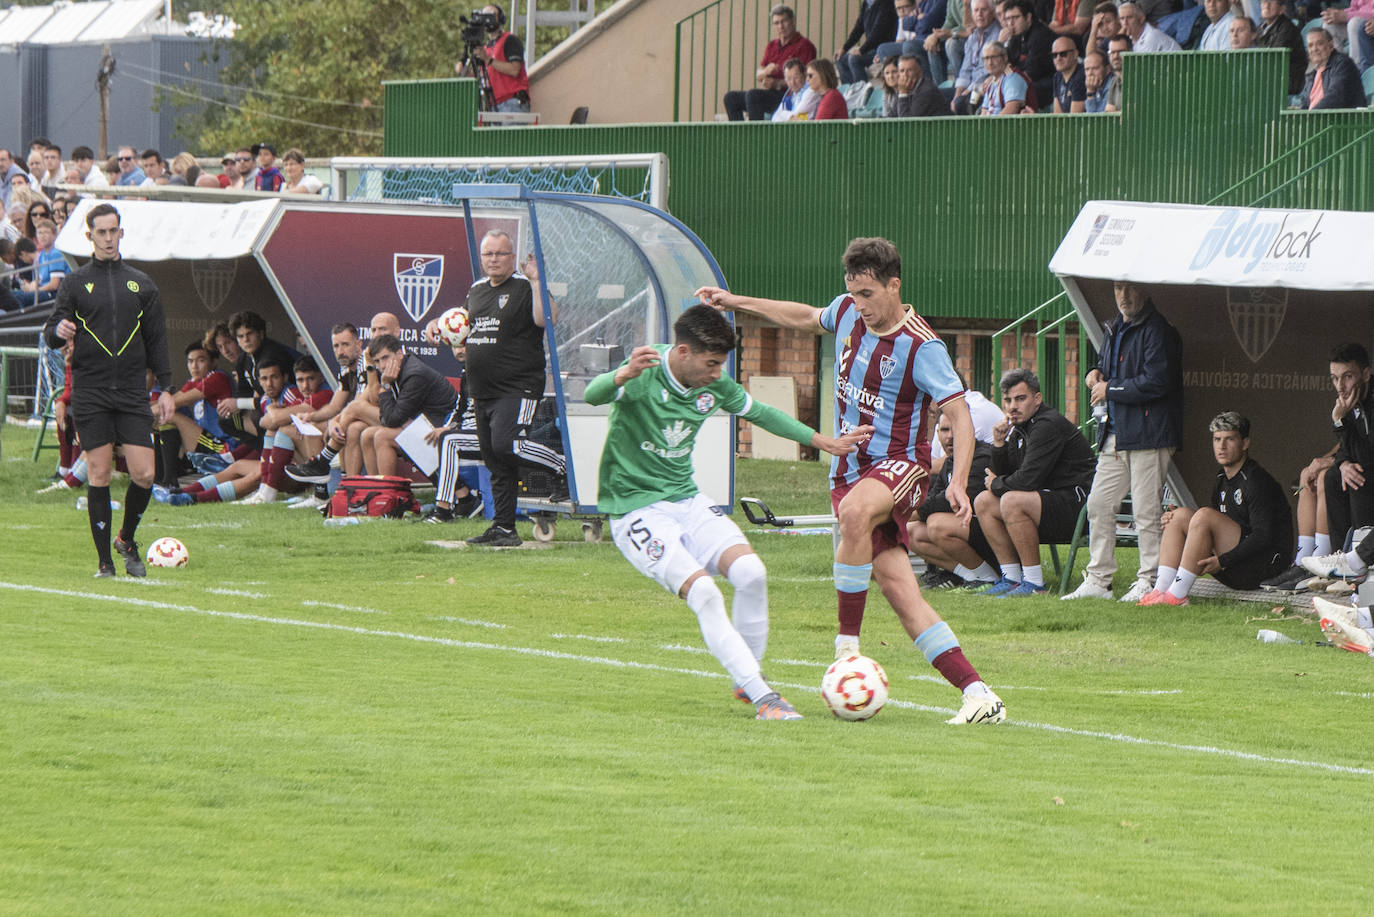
[329,154,669,211]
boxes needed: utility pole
[97,46,115,160]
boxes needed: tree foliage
[175,0,469,157]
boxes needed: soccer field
[3,427,1371,915]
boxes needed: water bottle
[323,516,360,526]
[75,497,120,510]
[1257,629,1300,645]
[1091,402,1108,424]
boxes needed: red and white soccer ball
[146,536,189,568]
[436,307,471,346]
[821,654,889,721]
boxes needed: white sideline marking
[661,643,713,655]
[303,600,384,615]
[551,633,628,643]
[429,615,506,628]
[172,521,247,530]
[5,579,1372,778]
[206,588,267,599]
[1334,691,1374,699]
[772,657,819,667]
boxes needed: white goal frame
[329,153,670,211]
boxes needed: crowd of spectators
[3,137,326,315]
[722,1,1372,122]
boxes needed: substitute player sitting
[698,237,1006,725]
[585,306,872,721]
[1139,412,1292,606]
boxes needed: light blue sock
[197,473,219,489]
[913,621,959,664]
[217,481,238,502]
[834,562,872,593]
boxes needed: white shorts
[610,493,750,596]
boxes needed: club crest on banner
[191,258,237,313]
[393,254,445,322]
[1083,213,1109,253]
[1226,287,1287,364]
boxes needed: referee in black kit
[43,203,175,577]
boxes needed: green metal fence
[383,48,1374,372]
[673,0,862,122]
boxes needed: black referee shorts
[71,388,155,452]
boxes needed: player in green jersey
[585,306,872,720]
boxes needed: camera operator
[459,5,531,114]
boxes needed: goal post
[329,153,670,211]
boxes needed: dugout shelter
[1051,201,1374,508]
[55,189,732,515]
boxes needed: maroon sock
[263,446,292,489]
[195,488,223,503]
[932,648,981,691]
[837,590,867,637]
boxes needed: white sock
[1022,564,1044,587]
[1295,535,1316,563]
[1000,563,1022,583]
[1155,566,1177,593]
[1316,533,1332,555]
[726,554,768,663]
[1168,568,1197,599]
[685,577,763,697]
[963,679,992,697]
[1344,550,1368,574]
[257,484,277,500]
[958,562,998,582]
[835,633,860,654]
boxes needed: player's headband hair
[1208,412,1250,438]
[228,310,267,334]
[331,322,359,337]
[367,333,404,359]
[842,237,902,284]
[674,304,738,355]
[85,202,120,229]
[1330,342,1370,369]
[293,354,322,376]
[999,367,1041,394]
[185,340,213,357]
[256,357,292,378]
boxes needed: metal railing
[0,345,41,458]
[990,291,1093,427]
[1204,123,1374,210]
[673,0,862,122]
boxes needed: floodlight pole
[97,46,115,160]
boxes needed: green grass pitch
[2,424,1372,915]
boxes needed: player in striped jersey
[698,237,1005,724]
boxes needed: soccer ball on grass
[435,307,471,346]
[821,654,889,721]
[146,537,189,568]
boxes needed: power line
[118,60,382,110]
[118,72,384,140]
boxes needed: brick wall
[735,315,819,459]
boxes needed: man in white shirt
[1197,0,1237,52]
[1118,2,1180,52]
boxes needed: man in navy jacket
[1064,281,1183,603]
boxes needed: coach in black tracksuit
[43,202,173,578]
[462,230,557,547]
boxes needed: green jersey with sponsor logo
[584,344,815,516]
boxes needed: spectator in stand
[139,150,166,186]
[167,152,200,187]
[1086,1,1122,54]
[1106,32,1130,109]
[26,150,45,183]
[1118,2,1181,51]
[771,58,823,120]
[0,149,26,209]
[19,217,66,307]
[252,143,284,192]
[978,41,1030,112]
[972,368,1097,597]
[890,53,949,115]
[926,0,972,87]
[1138,413,1291,606]
[807,58,850,118]
[838,0,900,84]
[51,196,71,230]
[1230,12,1258,48]
[724,5,818,120]
[281,149,323,194]
[64,146,109,188]
[1051,36,1087,111]
[38,144,64,188]
[1197,0,1237,52]
[879,0,951,82]
[217,153,238,188]
[1047,0,1094,40]
[1319,2,1374,74]
[854,55,902,117]
[1302,27,1365,108]
[360,334,459,478]
[24,200,53,241]
[1084,49,1117,110]
[1064,280,1183,603]
[1004,0,1055,107]
[467,5,532,113]
[877,0,921,63]
[952,0,1002,112]
[2,203,25,243]
[233,148,255,188]
[1257,0,1307,95]
[114,146,146,186]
